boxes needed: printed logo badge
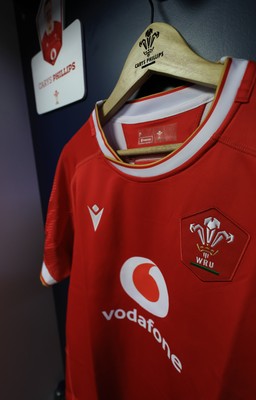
[120,256,169,317]
[139,28,159,57]
[134,27,164,70]
[181,208,249,282]
[87,204,104,231]
[54,89,59,104]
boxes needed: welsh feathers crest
[190,217,234,256]
[181,209,249,282]
[139,28,160,57]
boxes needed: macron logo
[87,204,104,231]
[120,256,169,318]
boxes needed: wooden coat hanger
[99,21,225,157]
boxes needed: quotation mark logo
[120,256,169,318]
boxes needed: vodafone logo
[50,47,57,61]
[120,256,169,318]
[103,256,182,373]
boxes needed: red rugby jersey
[41,20,62,65]
[41,58,256,399]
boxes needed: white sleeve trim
[41,262,58,285]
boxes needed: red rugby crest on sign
[180,208,249,282]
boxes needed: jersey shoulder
[219,60,256,157]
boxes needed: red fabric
[42,60,256,399]
[41,20,62,65]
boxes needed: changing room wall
[1,1,63,399]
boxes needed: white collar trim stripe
[93,58,248,178]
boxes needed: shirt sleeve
[40,150,74,286]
